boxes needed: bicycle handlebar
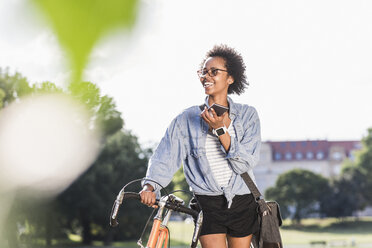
[110,190,203,248]
[110,191,199,227]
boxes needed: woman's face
[199,56,233,97]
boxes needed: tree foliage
[322,128,372,218]
[57,130,151,244]
[265,169,331,223]
[68,81,123,137]
[322,127,372,217]
[321,165,366,218]
[354,128,372,204]
[165,166,192,206]
[1,69,151,246]
[0,68,32,108]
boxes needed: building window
[332,152,342,161]
[306,151,314,159]
[291,142,296,148]
[285,152,292,160]
[354,143,362,149]
[302,141,307,147]
[274,152,282,160]
[312,141,318,147]
[316,151,324,160]
[280,142,286,148]
[295,152,303,160]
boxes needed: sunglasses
[197,68,228,78]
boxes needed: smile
[204,82,213,88]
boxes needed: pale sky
[1,0,372,146]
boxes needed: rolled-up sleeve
[142,116,186,192]
[226,107,261,174]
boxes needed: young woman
[140,44,261,248]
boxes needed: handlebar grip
[122,192,141,200]
[110,192,142,227]
[165,203,199,218]
[110,200,121,227]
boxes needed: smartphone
[208,103,229,116]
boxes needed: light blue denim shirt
[143,97,261,207]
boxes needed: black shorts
[194,194,259,237]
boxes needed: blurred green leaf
[31,0,138,82]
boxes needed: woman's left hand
[200,106,228,130]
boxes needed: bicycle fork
[137,195,201,248]
[146,210,171,248]
[139,197,173,248]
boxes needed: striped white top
[205,123,235,188]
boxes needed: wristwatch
[213,126,227,137]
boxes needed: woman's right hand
[140,184,157,207]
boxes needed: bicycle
[110,185,203,248]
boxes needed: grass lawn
[14,217,372,248]
[281,217,372,246]
[168,217,372,247]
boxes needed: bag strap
[240,172,262,201]
[241,172,272,214]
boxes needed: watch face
[216,128,225,136]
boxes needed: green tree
[68,81,123,137]
[1,70,126,246]
[32,81,63,94]
[265,169,331,224]
[0,88,6,108]
[354,128,372,204]
[321,165,366,218]
[41,81,126,245]
[0,69,33,248]
[57,130,150,244]
[0,68,32,108]
[165,166,192,206]
[8,196,67,248]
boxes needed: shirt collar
[227,96,238,117]
[204,96,210,109]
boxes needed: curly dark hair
[200,44,248,95]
